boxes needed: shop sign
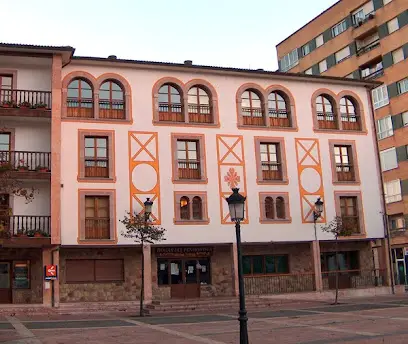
[156,247,213,257]
[44,265,58,280]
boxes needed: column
[143,244,153,303]
[378,238,392,288]
[311,241,323,292]
[42,248,60,307]
[231,243,239,296]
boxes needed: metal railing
[0,89,51,109]
[336,164,355,182]
[67,98,94,118]
[188,104,213,123]
[0,215,51,237]
[356,40,380,56]
[244,273,316,295]
[0,150,51,171]
[317,112,338,129]
[341,114,361,130]
[159,102,184,122]
[261,162,282,180]
[242,107,265,126]
[177,160,201,179]
[269,109,291,127]
[363,69,384,80]
[99,100,125,119]
[322,269,386,290]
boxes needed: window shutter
[392,114,404,130]
[373,0,384,11]
[326,54,336,68]
[349,42,357,56]
[401,179,408,196]
[378,23,389,39]
[66,259,95,282]
[397,10,408,28]
[309,38,317,52]
[345,15,353,28]
[396,145,408,162]
[323,28,332,43]
[388,83,399,98]
[95,259,124,282]
[404,214,408,228]
[382,52,394,69]
[352,70,361,79]
[312,64,320,75]
[403,43,408,60]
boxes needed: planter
[1,104,11,108]
[18,168,28,172]
[36,168,48,173]
[34,232,43,238]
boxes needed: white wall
[12,182,50,216]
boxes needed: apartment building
[0,43,390,305]
[276,0,408,286]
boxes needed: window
[302,43,310,56]
[259,193,290,223]
[383,0,393,4]
[177,140,200,180]
[158,84,183,122]
[260,143,281,180]
[331,20,347,37]
[65,259,124,283]
[305,68,313,75]
[157,258,210,285]
[67,79,93,118]
[334,145,355,182]
[353,9,365,24]
[389,214,405,231]
[243,255,289,275]
[346,73,354,79]
[84,137,108,178]
[174,192,208,224]
[387,17,399,34]
[321,251,359,272]
[335,46,351,63]
[78,189,116,242]
[268,92,290,127]
[384,180,402,203]
[402,111,408,126]
[315,34,324,48]
[340,97,360,130]
[397,79,408,95]
[279,49,299,72]
[99,80,124,120]
[392,48,404,64]
[361,61,383,79]
[241,90,264,126]
[316,95,337,129]
[377,116,393,140]
[85,196,110,239]
[13,261,30,289]
[187,87,212,123]
[340,196,360,233]
[0,75,12,90]
[319,60,328,73]
[380,147,398,171]
[372,85,389,109]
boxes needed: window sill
[153,120,220,128]
[77,239,118,245]
[238,125,298,132]
[172,178,208,184]
[257,179,289,185]
[62,117,132,124]
[333,180,360,186]
[77,177,116,183]
[259,218,292,224]
[314,128,367,135]
[174,219,210,225]
[338,233,366,239]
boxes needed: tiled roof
[0,42,74,51]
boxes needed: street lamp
[226,188,248,344]
[313,197,324,240]
[144,198,153,221]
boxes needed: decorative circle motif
[132,164,157,192]
[300,168,321,193]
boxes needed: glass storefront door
[0,262,11,303]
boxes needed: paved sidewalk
[1,295,408,343]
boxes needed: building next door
[0,262,12,303]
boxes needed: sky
[1,0,337,71]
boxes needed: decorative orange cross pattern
[297,140,320,166]
[130,133,156,162]
[218,136,243,164]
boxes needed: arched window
[188,87,212,123]
[180,196,190,220]
[241,90,264,126]
[67,79,93,118]
[276,197,286,219]
[268,91,290,127]
[158,84,183,122]
[340,97,360,130]
[192,196,203,220]
[316,95,337,129]
[265,197,275,219]
[99,80,125,120]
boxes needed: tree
[120,212,166,316]
[321,216,354,305]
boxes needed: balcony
[177,160,201,179]
[363,68,384,80]
[159,102,184,122]
[0,150,51,180]
[188,104,213,124]
[0,89,51,118]
[356,39,380,57]
[317,112,338,130]
[336,164,355,182]
[269,109,290,128]
[242,108,265,126]
[352,12,377,39]
[261,162,282,181]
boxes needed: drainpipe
[367,88,395,294]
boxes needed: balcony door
[0,262,11,303]
[0,133,11,164]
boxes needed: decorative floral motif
[224,167,240,188]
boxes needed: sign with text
[156,247,213,258]
[44,265,58,280]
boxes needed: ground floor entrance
[392,247,408,286]
[0,262,12,303]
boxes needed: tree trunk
[334,235,339,305]
[140,242,144,317]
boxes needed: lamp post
[144,198,153,222]
[225,188,248,344]
[313,197,324,240]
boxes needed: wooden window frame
[78,129,116,182]
[78,189,117,244]
[242,254,290,276]
[173,191,209,225]
[187,86,213,124]
[267,91,291,128]
[329,140,360,185]
[84,136,109,179]
[334,191,366,237]
[99,80,125,120]
[259,192,291,224]
[171,133,207,184]
[339,97,361,131]
[255,137,288,185]
[158,83,184,122]
[84,195,110,240]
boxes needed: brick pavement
[1,295,408,343]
